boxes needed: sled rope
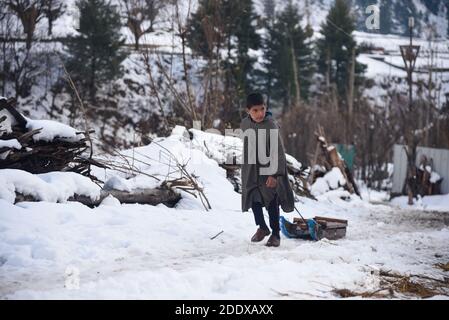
[294,206,308,225]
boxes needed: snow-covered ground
[1,128,448,300]
[391,194,449,213]
[1,193,448,299]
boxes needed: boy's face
[247,104,266,123]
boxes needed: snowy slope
[34,0,449,106]
[25,0,449,45]
[2,0,449,151]
[355,31,449,109]
[255,0,448,38]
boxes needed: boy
[240,93,295,247]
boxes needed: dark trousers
[251,196,280,236]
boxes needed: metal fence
[392,144,449,195]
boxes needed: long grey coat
[240,113,295,213]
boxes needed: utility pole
[400,17,420,111]
[399,17,421,205]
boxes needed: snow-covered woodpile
[414,155,444,196]
[309,126,360,197]
[0,97,182,207]
[0,97,95,176]
[284,154,315,200]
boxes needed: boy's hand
[266,176,277,188]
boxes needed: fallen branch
[152,140,212,211]
[210,230,224,240]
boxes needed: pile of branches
[309,126,360,196]
[97,142,211,210]
[0,97,99,176]
[285,157,316,200]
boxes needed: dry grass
[332,288,393,299]
[333,269,449,299]
[390,277,438,298]
[435,262,449,272]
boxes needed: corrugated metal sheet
[392,145,449,194]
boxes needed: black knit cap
[246,92,265,109]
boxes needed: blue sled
[279,216,319,241]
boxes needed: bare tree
[42,0,64,36]
[121,0,167,50]
[6,0,46,49]
[0,8,15,96]
[141,48,170,132]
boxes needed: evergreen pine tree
[186,0,218,58]
[186,0,260,125]
[65,0,127,103]
[317,0,365,107]
[259,0,276,108]
[231,0,260,98]
[264,1,313,111]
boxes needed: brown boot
[251,228,271,242]
[266,234,280,247]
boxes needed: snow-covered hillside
[355,31,449,108]
[6,0,448,115]
[10,0,448,49]
[2,0,449,153]
[253,0,449,38]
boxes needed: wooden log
[292,218,309,230]
[327,146,357,194]
[308,140,321,185]
[314,216,348,225]
[293,216,348,228]
[14,193,36,203]
[16,128,42,144]
[14,188,181,208]
[344,165,361,196]
[72,188,181,208]
[0,98,27,130]
[314,131,360,196]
